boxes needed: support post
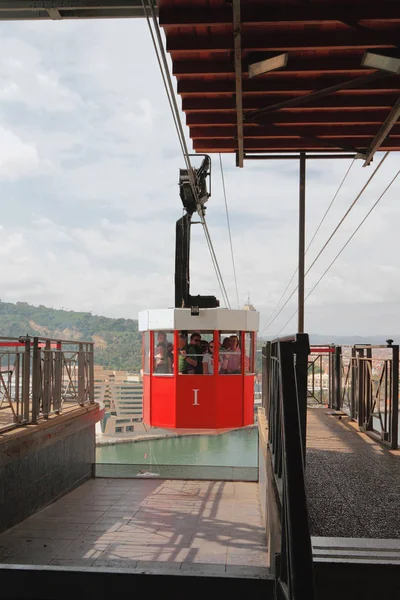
[22,337,31,422]
[42,340,51,418]
[78,343,85,406]
[298,152,306,334]
[31,337,41,424]
[294,333,310,462]
[391,344,399,450]
[334,346,342,411]
[357,348,365,428]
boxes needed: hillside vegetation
[0,301,142,372]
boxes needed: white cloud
[0,126,47,180]
[0,36,82,111]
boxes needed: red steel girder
[186,110,391,126]
[160,4,400,27]
[182,94,400,112]
[173,57,373,77]
[189,124,400,139]
[167,31,398,54]
[193,138,400,152]
[177,76,400,96]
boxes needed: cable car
[139,156,259,430]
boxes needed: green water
[96,428,258,467]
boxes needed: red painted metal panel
[215,375,244,429]
[176,374,216,428]
[143,374,151,425]
[151,375,176,428]
[243,375,255,426]
[310,347,335,354]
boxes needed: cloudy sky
[0,17,399,337]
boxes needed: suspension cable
[261,151,390,333]
[264,158,356,328]
[305,151,389,275]
[142,0,231,308]
[275,167,400,335]
[219,154,240,308]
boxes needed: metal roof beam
[232,0,243,168]
[246,72,389,122]
[363,96,400,166]
[183,94,399,113]
[173,57,372,77]
[47,7,61,19]
[193,138,400,152]
[244,153,358,160]
[186,110,391,126]
[0,1,151,19]
[177,76,400,96]
[189,124,400,140]
[160,4,400,27]
[167,31,399,54]
[0,1,144,9]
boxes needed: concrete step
[313,536,400,563]
[313,537,400,600]
[0,564,275,599]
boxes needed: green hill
[0,301,142,372]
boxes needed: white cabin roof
[138,308,259,332]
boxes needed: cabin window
[219,332,242,375]
[153,331,174,375]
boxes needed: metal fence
[0,336,94,433]
[307,345,335,405]
[262,334,315,600]
[334,344,399,450]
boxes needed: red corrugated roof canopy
[158,0,400,165]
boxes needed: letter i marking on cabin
[193,389,200,406]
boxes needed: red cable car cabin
[139,307,259,430]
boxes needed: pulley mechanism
[175,155,219,311]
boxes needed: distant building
[94,366,143,436]
[243,295,257,312]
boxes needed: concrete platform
[306,407,400,539]
[0,479,269,578]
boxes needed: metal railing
[333,344,399,449]
[263,334,315,600]
[0,336,94,433]
[307,345,335,405]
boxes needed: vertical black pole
[391,344,399,450]
[298,152,306,334]
[351,347,357,419]
[334,346,342,411]
[358,348,365,428]
[295,334,310,463]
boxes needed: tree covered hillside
[0,301,142,372]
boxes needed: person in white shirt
[202,341,221,375]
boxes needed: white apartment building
[94,366,143,436]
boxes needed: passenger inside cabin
[154,342,171,374]
[200,340,209,355]
[167,342,174,372]
[225,334,242,374]
[219,337,231,374]
[178,333,198,374]
[157,332,167,344]
[203,341,221,375]
[188,333,203,374]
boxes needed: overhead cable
[142,0,231,308]
[264,158,356,328]
[305,151,389,276]
[219,154,241,308]
[261,151,390,333]
[276,167,400,335]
